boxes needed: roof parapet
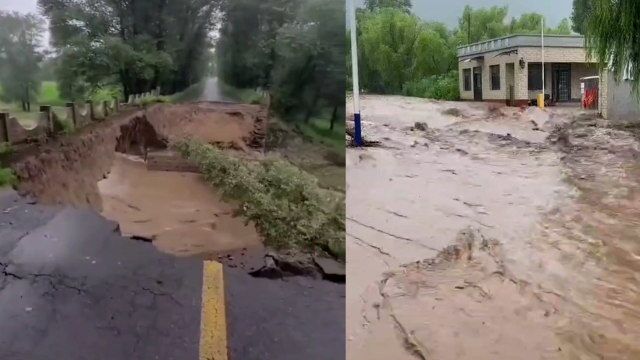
[457,34,585,58]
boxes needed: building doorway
[505,63,515,105]
[552,64,571,102]
[473,67,482,101]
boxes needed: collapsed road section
[10,102,267,262]
[0,100,345,360]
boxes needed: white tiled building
[457,35,598,106]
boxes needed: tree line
[349,2,572,100]
[217,0,344,127]
[0,11,44,108]
[37,0,219,100]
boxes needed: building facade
[457,35,598,106]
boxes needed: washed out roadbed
[3,101,345,279]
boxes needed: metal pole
[541,18,545,105]
[349,0,362,146]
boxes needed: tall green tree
[0,11,44,110]
[457,5,508,44]
[270,0,345,123]
[585,0,640,93]
[217,0,300,90]
[38,0,221,99]
[218,0,344,126]
[455,6,571,45]
[571,0,593,34]
[509,13,572,35]
[364,0,412,12]
[358,8,455,93]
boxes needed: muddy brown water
[347,95,640,360]
[98,153,263,257]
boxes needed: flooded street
[346,95,640,359]
[98,153,263,257]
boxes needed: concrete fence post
[0,113,10,143]
[39,105,53,135]
[87,100,95,120]
[66,102,77,128]
[114,97,120,113]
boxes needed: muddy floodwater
[98,153,262,257]
[347,95,640,360]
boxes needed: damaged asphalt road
[0,189,202,360]
[0,189,345,360]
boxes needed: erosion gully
[346,95,640,360]
[10,102,268,271]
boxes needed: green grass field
[297,116,345,155]
[0,81,68,127]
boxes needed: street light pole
[349,0,362,146]
[541,17,545,108]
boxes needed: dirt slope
[10,102,267,209]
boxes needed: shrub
[0,142,13,155]
[139,96,171,106]
[0,168,17,187]
[175,140,345,260]
[402,70,460,101]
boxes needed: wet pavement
[0,189,345,360]
[347,95,640,359]
[0,190,202,360]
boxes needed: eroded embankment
[9,102,268,265]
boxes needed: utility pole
[349,0,362,146]
[540,17,545,108]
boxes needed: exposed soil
[347,95,640,359]
[8,102,268,260]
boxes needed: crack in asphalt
[32,273,86,295]
[0,262,23,280]
[141,286,183,307]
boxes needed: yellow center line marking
[200,260,228,360]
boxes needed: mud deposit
[98,153,262,257]
[347,95,640,359]
[10,102,267,260]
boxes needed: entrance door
[553,64,571,102]
[473,67,482,101]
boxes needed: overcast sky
[1,0,50,47]
[357,0,572,28]
[1,0,38,14]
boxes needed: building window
[528,63,543,90]
[490,65,500,90]
[463,68,471,91]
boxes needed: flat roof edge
[457,34,584,50]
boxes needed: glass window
[463,68,471,91]
[490,65,500,90]
[528,63,543,90]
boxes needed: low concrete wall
[0,92,154,145]
[603,74,640,124]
